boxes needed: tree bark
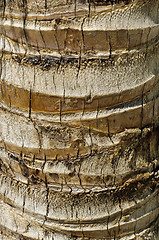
[0,0,159,239]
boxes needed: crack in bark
[41,154,47,173]
[43,174,50,225]
[81,17,86,53]
[29,89,32,119]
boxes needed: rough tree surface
[0,0,159,239]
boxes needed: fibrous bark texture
[0,0,159,239]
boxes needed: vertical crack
[32,154,35,167]
[40,29,46,48]
[43,174,50,225]
[41,154,47,173]
[96,100,99,128]
[22,192,26,213]
[22,0,28,48]
[2,0,6,17]
[76,49,82,79]
[45,0,47,10]
[82,98,86,116]
[60,99,62,122]
[54,33,60,56]
[77,161,85,191]
[29,89,32,118]
[89,124,93,156]
[88,0,91,17]
[109,36,112,59]
[74,0,77,17]
[32,122,42,152]
[52,73,56,92]
[107,119,114,144]
[0,31,5,81]
[8,95,11,108]
[81,17,86,53]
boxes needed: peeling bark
[0,0,159,239]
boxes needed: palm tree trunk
[0,0,159,239]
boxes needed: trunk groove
[0,0,159,239]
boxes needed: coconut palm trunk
[0,0,159,239]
